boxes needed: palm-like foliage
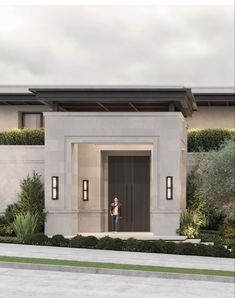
[179,210,206,238]
[13,212,38,241]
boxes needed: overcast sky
[0,6,234,86]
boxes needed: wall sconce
[52,176,59,200]
[166,176,173,200]
[82,180,89,201]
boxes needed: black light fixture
[82,180,89,201]
[166,176,173,200]
[52,176,59,200]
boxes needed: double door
[108,156,150,232]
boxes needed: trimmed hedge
[188,128,235,152]
[0,234,233,258]
[0,128,44,145]
[0,128,234,151]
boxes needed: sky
[0,5,234,87]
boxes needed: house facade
[0,86,234,236]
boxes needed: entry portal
[108,156,150,232]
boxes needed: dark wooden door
[108,156,150,232]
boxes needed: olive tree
[195,140,235,221]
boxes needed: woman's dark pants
[112,215,119,232]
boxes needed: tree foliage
[18,171,45,232]
[194,140,235,221]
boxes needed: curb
[0,262,234,283]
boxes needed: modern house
[0,86,234,237]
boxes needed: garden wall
[0,146,205,215]
[0,146,44,215]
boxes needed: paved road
[0,268,234,298]
[0,243,234,271]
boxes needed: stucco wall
[0,106,234,131]
[186,106,235,129]
[0,105,52,131]
[43,112,187,236]
[0,146,44,214]
[0,145,204,220]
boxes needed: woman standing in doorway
[110,197,121,232]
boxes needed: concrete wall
[0,105,52,131]
[44,112,187,236]
[187,106,235,129]
[0,146,44,214]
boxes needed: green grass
[0,256,234,277]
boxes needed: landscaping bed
[0,234,234,258]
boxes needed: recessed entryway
[108,156,150,232]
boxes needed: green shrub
[0,216,7,225]
[178,210,206,238]
[188,128,235,152]
[96,236,124,250]
[211,244,232,258]
[175,243,197,255]
[70,235,86,248]
[150,240,177,254]
[122,238,140,251]
[51,234,70,247]
[82,236,99,248]
[0,224,14,236]
[24,233,50,245]
[18,171,45,232]
[194,140,235,221]
[5,203,21,223]
[0,128,44,145]
[220,221,235,238]
[0,236,23,244]
[13,212,38,241]
[199,230,224,245]
[0,234,232,257]
[70,235,98,249]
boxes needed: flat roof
[0,85,234,114]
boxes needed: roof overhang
[26,86,196,116]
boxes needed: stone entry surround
[44,112,187,237]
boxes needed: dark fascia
[29,86,196,116]
[193,92,235,102]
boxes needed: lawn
[0,256,234,277]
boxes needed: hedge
[188,128,235,152]
[0,234,234,258]
[0,128,44,145]
[0,128,234,151]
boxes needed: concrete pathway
[0,243,234,271]
[0,267,234,298]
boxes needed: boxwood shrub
[96,236,124,251]
[24,233,51,246]
[188,128,235,152]
[70,235,98,249]
[51,234,70,247]
[0,128,44,145]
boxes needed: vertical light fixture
[166,176,173,200]
[82,180,89,201]
[52,176,59,200]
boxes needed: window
[21,112,43,129]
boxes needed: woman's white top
[113,204,119,215]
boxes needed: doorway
[108,156,150,232]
